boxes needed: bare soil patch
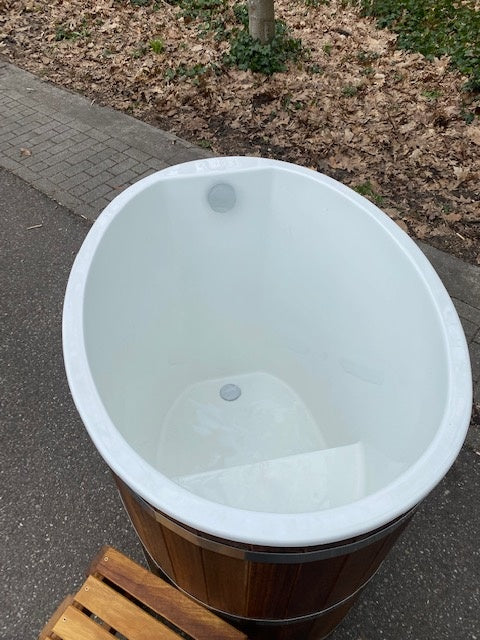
[2,0,479,263]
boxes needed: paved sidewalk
[1,59,480,640]
[0,59,209,221]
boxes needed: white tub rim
[63,156,472,547]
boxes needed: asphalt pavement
[1,58,480,640]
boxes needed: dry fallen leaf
[20,147,32,157]
[444,212,462,224]
[395,219,409,233]
[453,166,470,185]
[467,127,480,146]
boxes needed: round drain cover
[208,183,236,213]
[220,383,241,401]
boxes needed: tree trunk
[248,0,275,44]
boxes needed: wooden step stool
[39,546,247,640]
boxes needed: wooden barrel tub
[115,475,414,639]
[63,158,472,639]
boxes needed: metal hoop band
[144,546,381,624]
[128,484,415,564]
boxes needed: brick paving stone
[68,121,93,133]
[88,148,117,163]
[124,146,152,162]
[12,165,39,185]
[4,146,23,160]
[108,156,141,175]
[51,122,71,134]
[83,172,115,189]
[90,195,112,213]
[145,157,169,171]
[127,161,151,175]
[69,182,92,198]
[24,132,58,146]
[108,168,140,186]
[17,106,36,117]
[6,120,39,136]
[469,341,480,383]
[57,172,92,189]
[60,162,85,178]
[32,121,56,136]
[88,158,117,173]
[70,131,91,144]
[51,130,77,144]
[462,318,478,343]
[50,112,76,125]
[136,169,156,181]
[67,150,98,167]
[104,137,131,153]
[1,156,22,172]
[38,161,69,179]
[0,131,16,144]
[453,298,480,326]
[55,191,87,211]
[29,175,59,195]
[74,160,97,176]
[27,161,50,174]
[25,148,54,163]
[88,128,111,142]
[86,183,114,201]
[10,131,38,147]
[40,150,71,167]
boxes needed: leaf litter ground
[1,0,479,263]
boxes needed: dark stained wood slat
[160,524,211,603]
[200,545,250,616]
[325,537,387,608]
[90,546,247,640]
[276,555,348,619]
[245,561,300,619]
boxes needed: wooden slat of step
[90,546,247,640]
[75,575,180,640]
[38,595,74,640]
[51,605,118,640]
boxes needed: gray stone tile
[124,146,152,162]
[0,130,16,144]
[88,128,110,142]
[453,298,480,325]
[82,172,115,189]
[459,317,479,342]
[57,172,92,189]
[29,175,59,195]
[108,157,140,175]
[85,183,115,202]
[90,195,111,213]
[107,168,139,187]
[27,160,50,174]
[104,137,131,153]
[469,341,480,383]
